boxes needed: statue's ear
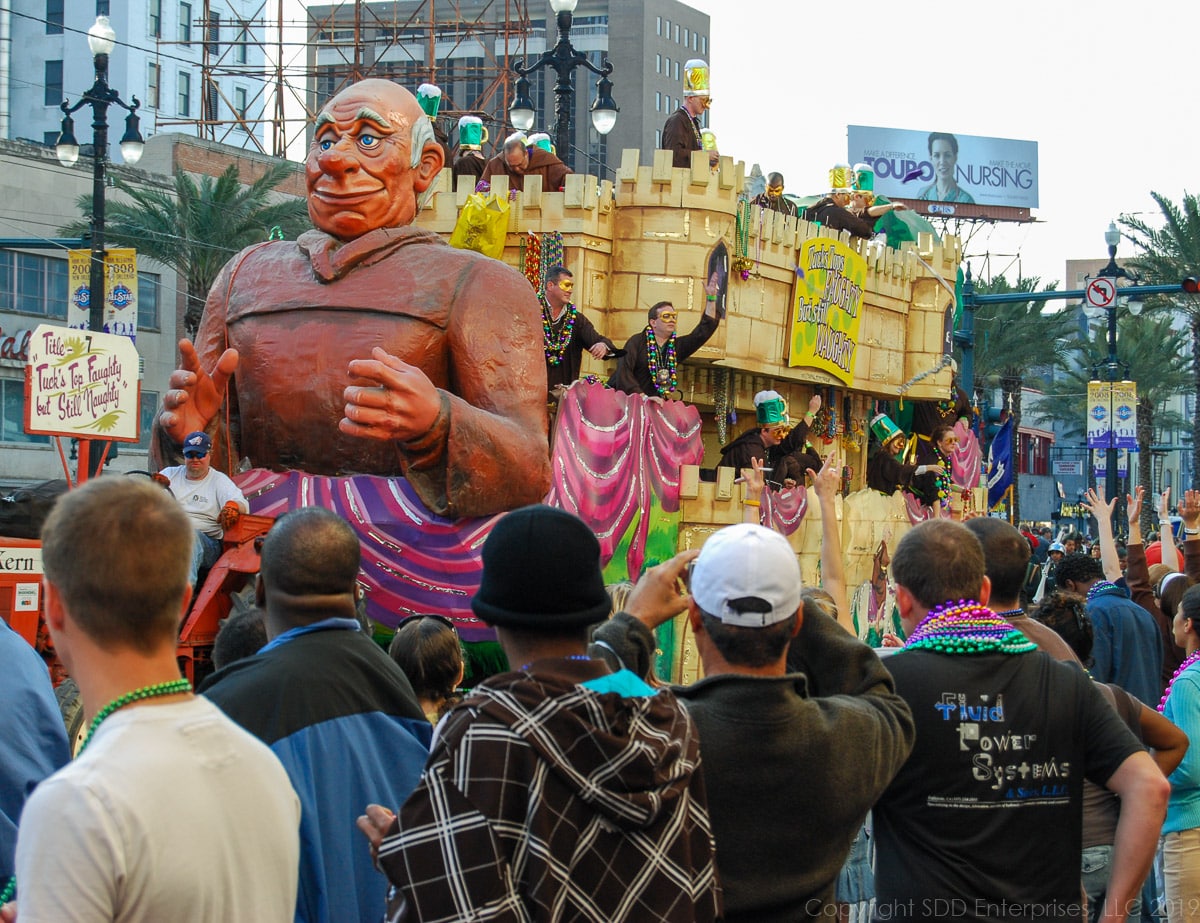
[412,142,445,193]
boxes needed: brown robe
[154,226,550,519]
[480,147,571,192]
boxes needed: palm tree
[964,274,1071,524]
[61,162,310,338]
[1032,313,1190,535]
[1120,192,1200,487]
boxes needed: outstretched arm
[1082,486,1122,583]
[810,450,850,629]
[1159,488,1180,575]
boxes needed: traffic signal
[1183,277,1200,294]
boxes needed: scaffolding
[153,0,534,159]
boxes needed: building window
[179,1,192,45]
[136,390,160,451]
[147,63,161,109]
[655,129,661,147]
[43,131,58,146]
[0,252,68,320]
[664,19,670,37]
[683,28,688,46]
[674,24,679,42]
[235,26,248,64]
[693,33,697,51]
[701,36,707,54]
[655,53,660,74]
[46,0,63,34]
[44,60,62,106]
[205,80,218,120]
[234,86,247,120]
[138,272,161,330]
[2,379,50,445]
[149,0,162,37]
[674,62,679,80]
[178,71,191,116]
[655,91,660,112]
[205,11,220,55]
[656,16,661,36]
[664,56,669,76]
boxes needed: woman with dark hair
[388,615,465,724]
[1162,585,1200,923]
[917,132,975,204]
[1035,591,1187,923]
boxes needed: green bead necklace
[0,678,192,906]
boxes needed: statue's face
[306,81,420,240]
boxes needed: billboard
[848,126,1038,210]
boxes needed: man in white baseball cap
[593,522,914,923]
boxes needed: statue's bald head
[306,78,444,239]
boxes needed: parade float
[2,92,983,686]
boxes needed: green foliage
[966,274,1071,392]
[1119,191,1200,488]
[60,162,310,337]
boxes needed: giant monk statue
[151,79,551,518]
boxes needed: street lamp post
[509,0,618,170]
[55,14,144,477]
[1097,221,1137,534]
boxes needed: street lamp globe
[87,15,117,56]
[548,0,579,11]
[1104,221,1120,251]
[55,113,80,166]
[509,77,536,131]
[119,111,145,164]
[589,75,618,135]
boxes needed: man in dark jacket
[661,58,717,169]
[592,522,915,922]
[609,274,721,397]
[541,265,618,401]
[803,166,878,239]
[718,390,822,482]
[201,506,432,923]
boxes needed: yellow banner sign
[67,248,138,342]
[788,237,866,385]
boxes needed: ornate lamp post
[509,0,618,169]
[55,14,145,336]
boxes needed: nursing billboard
[847,125,1038,211]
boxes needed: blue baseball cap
[182,431,212,457]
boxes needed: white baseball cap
[690,523,802,627]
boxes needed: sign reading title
[788,238,866,386]
[24,324,141,441]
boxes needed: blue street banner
[987,417,1013,509]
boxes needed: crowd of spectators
[3,472,1198,923]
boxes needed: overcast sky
[683,0,1196,288]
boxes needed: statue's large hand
[341,347,442,443]
[159,339,238,444]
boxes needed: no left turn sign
[1086,277,1117,309]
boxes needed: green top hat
[852,162,875,194]
[870,413,904,447]
[417,83,442,120]
[754,390,789,426]
[528,132,554,153]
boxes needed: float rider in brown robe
[152,79,551,519]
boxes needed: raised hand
[341,347,442,443]
[159,339,238,444]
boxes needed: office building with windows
[7,0,269,159]
[306,0,710,178]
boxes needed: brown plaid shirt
[378,662,722,922]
